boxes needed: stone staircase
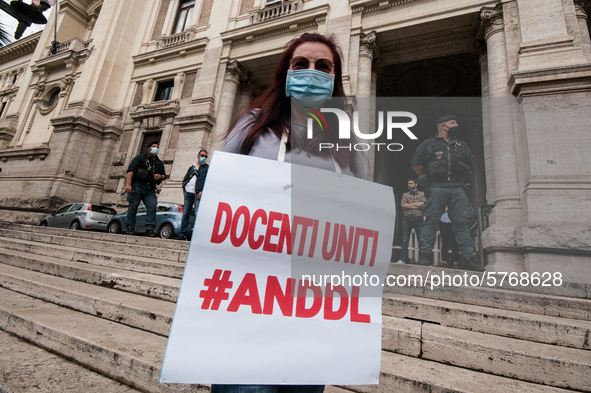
[0,221,589,393]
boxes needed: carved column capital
[359,31,378,60]
[477,3,504,41]
[225,60,247,84]
[575,0,589,20]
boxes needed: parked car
[40,203,117,231]
[107,202,195,239]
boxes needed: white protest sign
[160,151,395,385]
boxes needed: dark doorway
[374,52,486,259]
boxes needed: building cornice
[0,32,41,63]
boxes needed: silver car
[40,203,117,231]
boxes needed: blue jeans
[179,191,199,237]
[211,385,324,393]
[126,183,157,231]
[420,186,474,258]
[399,218,424,261]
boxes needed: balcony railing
[249,0,302,24]
[155,28,196,50]
[44,37,91,58]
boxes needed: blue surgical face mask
[410,189,417,193]
[285,69,335,109]
[199,156,207,164]
[150,147,159,155]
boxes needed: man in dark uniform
[411,115,482,271]
[125,140,166,237]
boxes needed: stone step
[1,284,580,393]
[382,314,591,391]
[383,293,591,350]
[0,263,174,336]
[344,351,573,393]
[0,248,180,302]
[0,224,188,263]
[0,288,205,393]
[387,263,589,299]
[0,235,185,278]
[0,221,190,251]
[0,329,142,393]
[385,270,591,321]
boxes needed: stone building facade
[0,0,590,281]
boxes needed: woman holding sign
[223,33,366,179]
[215,34,366,393]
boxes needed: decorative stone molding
[30,38,92,79]
[0,32,40,63]
[574,0,589,19]
[225,60,247,84]
[221,4,329,47]
[58,76,74,97]
[477,3,504,41]
[130,100,180,130]
[132,36,208,67]
[349,0,427,15]
[87,0,103,30]
[509,63,591,96]
[359,31,378,60]
[249,0,303,24]
[0,146,51,162]
[0,67,26,91]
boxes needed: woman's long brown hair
[228,33,357,172]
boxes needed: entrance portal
[374,51,486,260]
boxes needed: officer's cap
[437,115,457,124]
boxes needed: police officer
[125,140,166,237]
[411,115,482,271]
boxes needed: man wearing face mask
[411,115,482,271]
[125,140,167,237]
[177,149,209,241]
[397,178,426,264]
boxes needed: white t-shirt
[184,163,199,193]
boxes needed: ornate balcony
[249,0,303,24]
[43,37,92,58]
[155,28,196,50]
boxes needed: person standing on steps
[125,140,166,237]
[411,115,482,271]
[177,149,209,241]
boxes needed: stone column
[478,47,495,204]
[357,31,378,181]
[357,31,377,97]
[210,60,246,153]
[480,5,521,221]
[479,4,524,272]
[575,1,591,61]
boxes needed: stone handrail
[44,37,91,58]
[155,28,196,50]
[249,0,302,24]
